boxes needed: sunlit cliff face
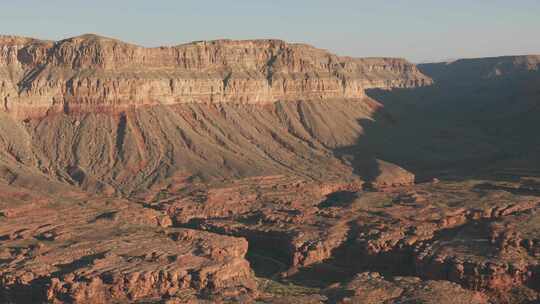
[0,34,431,119]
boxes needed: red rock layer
[0,184,257,303]
[0,34,432,119]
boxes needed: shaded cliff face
[351,55,540,181]
[420,55,540,83]
[0,34,431,119]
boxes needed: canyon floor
[1,35,540,303]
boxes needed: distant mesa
[419,55,540,83]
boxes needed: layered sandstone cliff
[0,34,431,118]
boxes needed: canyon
[0,34,539,303]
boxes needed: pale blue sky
[1,1,539,62]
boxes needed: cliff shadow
[333,72,540,183]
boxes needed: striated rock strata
[0,34,431,119]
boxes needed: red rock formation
[333,272,488,304]
[147,177,540,302]
[0,186,257,303]
[0,34,432,119]
[2,33,540,304]
[365,159,415,190]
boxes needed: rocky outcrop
[148,177,540,302]
[3,169,540,303]
[153,176,362,270]
[331,272,488,304]
[414,203,540,301]
[362,159,415,190]
[0,34,432,119]
[0,185,257,303]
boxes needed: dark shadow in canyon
[231,69,540,293]
[318,191,358,208]
[244,68,540,299]
[473,182,540,197]
[246,220,418,290]
[334,66,540,183]
[146,66,540,302]
[0,276,50,304]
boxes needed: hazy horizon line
[2,31,539,65]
